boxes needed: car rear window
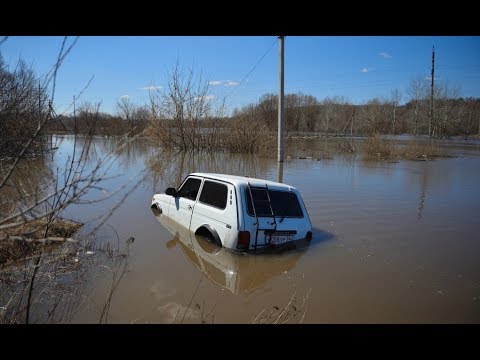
[199,180,228,209]
[245,188,303,218]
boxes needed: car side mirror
[165,187,177,197]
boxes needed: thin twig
[202,289,225,322]
[252,307,267,324]
[299,302,309,324]
[25,254,42,324]
[273,290,297,324]
[0,36,8,46]
[180,276,203,324]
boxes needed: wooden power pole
[429,46,435,137]
[278,36,285,162]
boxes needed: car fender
[195,224,222,246]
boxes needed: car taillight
[237,231,250,250]
[306,231,312,241]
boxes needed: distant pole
[429,46,435,137]
[278,36,285,162]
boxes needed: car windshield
[245,188,303,218]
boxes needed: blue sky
[1,36,479,115]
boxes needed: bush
[362,134,396,160]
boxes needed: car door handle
[188,205,193,210]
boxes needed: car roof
[190,173,296,191]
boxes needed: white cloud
[379,52,392,59]
[120,95,129,99]
[194,95,214,101]
[139,85,162,91]
[361,67,369,73]
[209,80,239,86]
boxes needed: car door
[171,176,203,230]
[190,179,234,246]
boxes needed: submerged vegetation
[361,135,446,161]
[0,218,82,265]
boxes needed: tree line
[231,84,480,140]
[62,80,480,142]
[3,53,480,160]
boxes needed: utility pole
[278,36,285,162]
[429,46,435,137]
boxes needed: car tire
[197,227,221,247]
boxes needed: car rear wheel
[196,227,221,247]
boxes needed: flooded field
[4,135,480,323]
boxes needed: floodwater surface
[15,136,480,323]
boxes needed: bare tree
[76,101,102,135]
[390,88,402,134]
[407,76,429,135]
[257,93,277,129]
[132,105,150,132]
[115,97,134,126]
[115,96,148,134]
[0,54,49,158]
[433,81,461,138]
[148,59,222,150]
[358,98,389,135]
[321,97,335,135]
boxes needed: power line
[222,37,278,103]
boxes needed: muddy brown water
[12,136,480,323]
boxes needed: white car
[151,173,312,252]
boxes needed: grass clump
[362,134,396,160]
[0,218,82,266]
[400,140,446,161]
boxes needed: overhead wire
[216,37,278,109]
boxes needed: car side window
[177,178,202,201]
[199,180,228,209]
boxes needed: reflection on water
[0,155,54,218]
[277,161,284,183]
[147,149,272,191]
[152,211,311,295]
[417,162,429,220]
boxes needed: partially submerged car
[151,173,312,252]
